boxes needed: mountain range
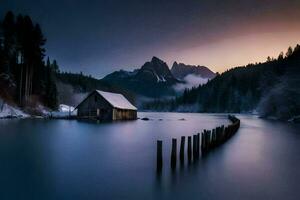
[102,56,215,98]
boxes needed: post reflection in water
[0,113,299,200]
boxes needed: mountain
[136,57,177,83]
[102,57,179,98]
[171,62,215,80]
[102,69,138,81]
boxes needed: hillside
[102,57,179,98]
[143,45,300,120]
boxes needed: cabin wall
[77,92,113,120]
[113,108,137,120]
[77,91,137,121]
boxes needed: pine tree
[44,57,58,109]
[286,46,293,57]
[51,60,59,73]
[0,11,58,110]
[31,24,46,96]
[2,11,16,75]
[0,22,5,74]
[278,52,284,60]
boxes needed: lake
[0,112,299,200]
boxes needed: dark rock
[141,117,150,121]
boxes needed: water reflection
[0,113,300,200]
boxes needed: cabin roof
[95,90,137,110]
[75,90,137,110]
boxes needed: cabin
[75,90,137,121]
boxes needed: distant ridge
[102,57,216,98]
[171,62,215,79]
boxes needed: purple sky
[1,0,300,78]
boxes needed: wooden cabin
[75,90,137,121]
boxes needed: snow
[48,104,77,117]
[36,104,51,116]
[154,73,167,83]
[96,90,137,110]
[59,104,75,112]
[288,115,300,123]
[155,73,161,82]
[0,100,29,118]
[0,99,78,119]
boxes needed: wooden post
[180,136,185,164]
[187,136,192,162]
[157,140,163,172]
[205,130,209,151]
[193,135,197,160]
[171,138,177,169]
[221,126,223,141]
[207,130,211,150]
[213,127,219,147]
[211,129,214,147]
[201,132,205,152]
[205,130,208,151]
[217,127,220,142]
[197,133,200,158]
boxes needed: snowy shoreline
[1,100,298,123]
[0,100,76,119]
[0,101,30,119]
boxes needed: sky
[1,0,300,78]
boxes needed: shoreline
[1,112,299,123]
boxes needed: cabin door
[97,109,100,117]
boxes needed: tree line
[0,11,137,111]
[143,45,300,120]
[0,11,58,110]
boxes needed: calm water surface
[0,112,299,200]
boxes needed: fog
[56,81,87,107]
[173,74,209,92]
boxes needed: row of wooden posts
[157,115,240,171]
